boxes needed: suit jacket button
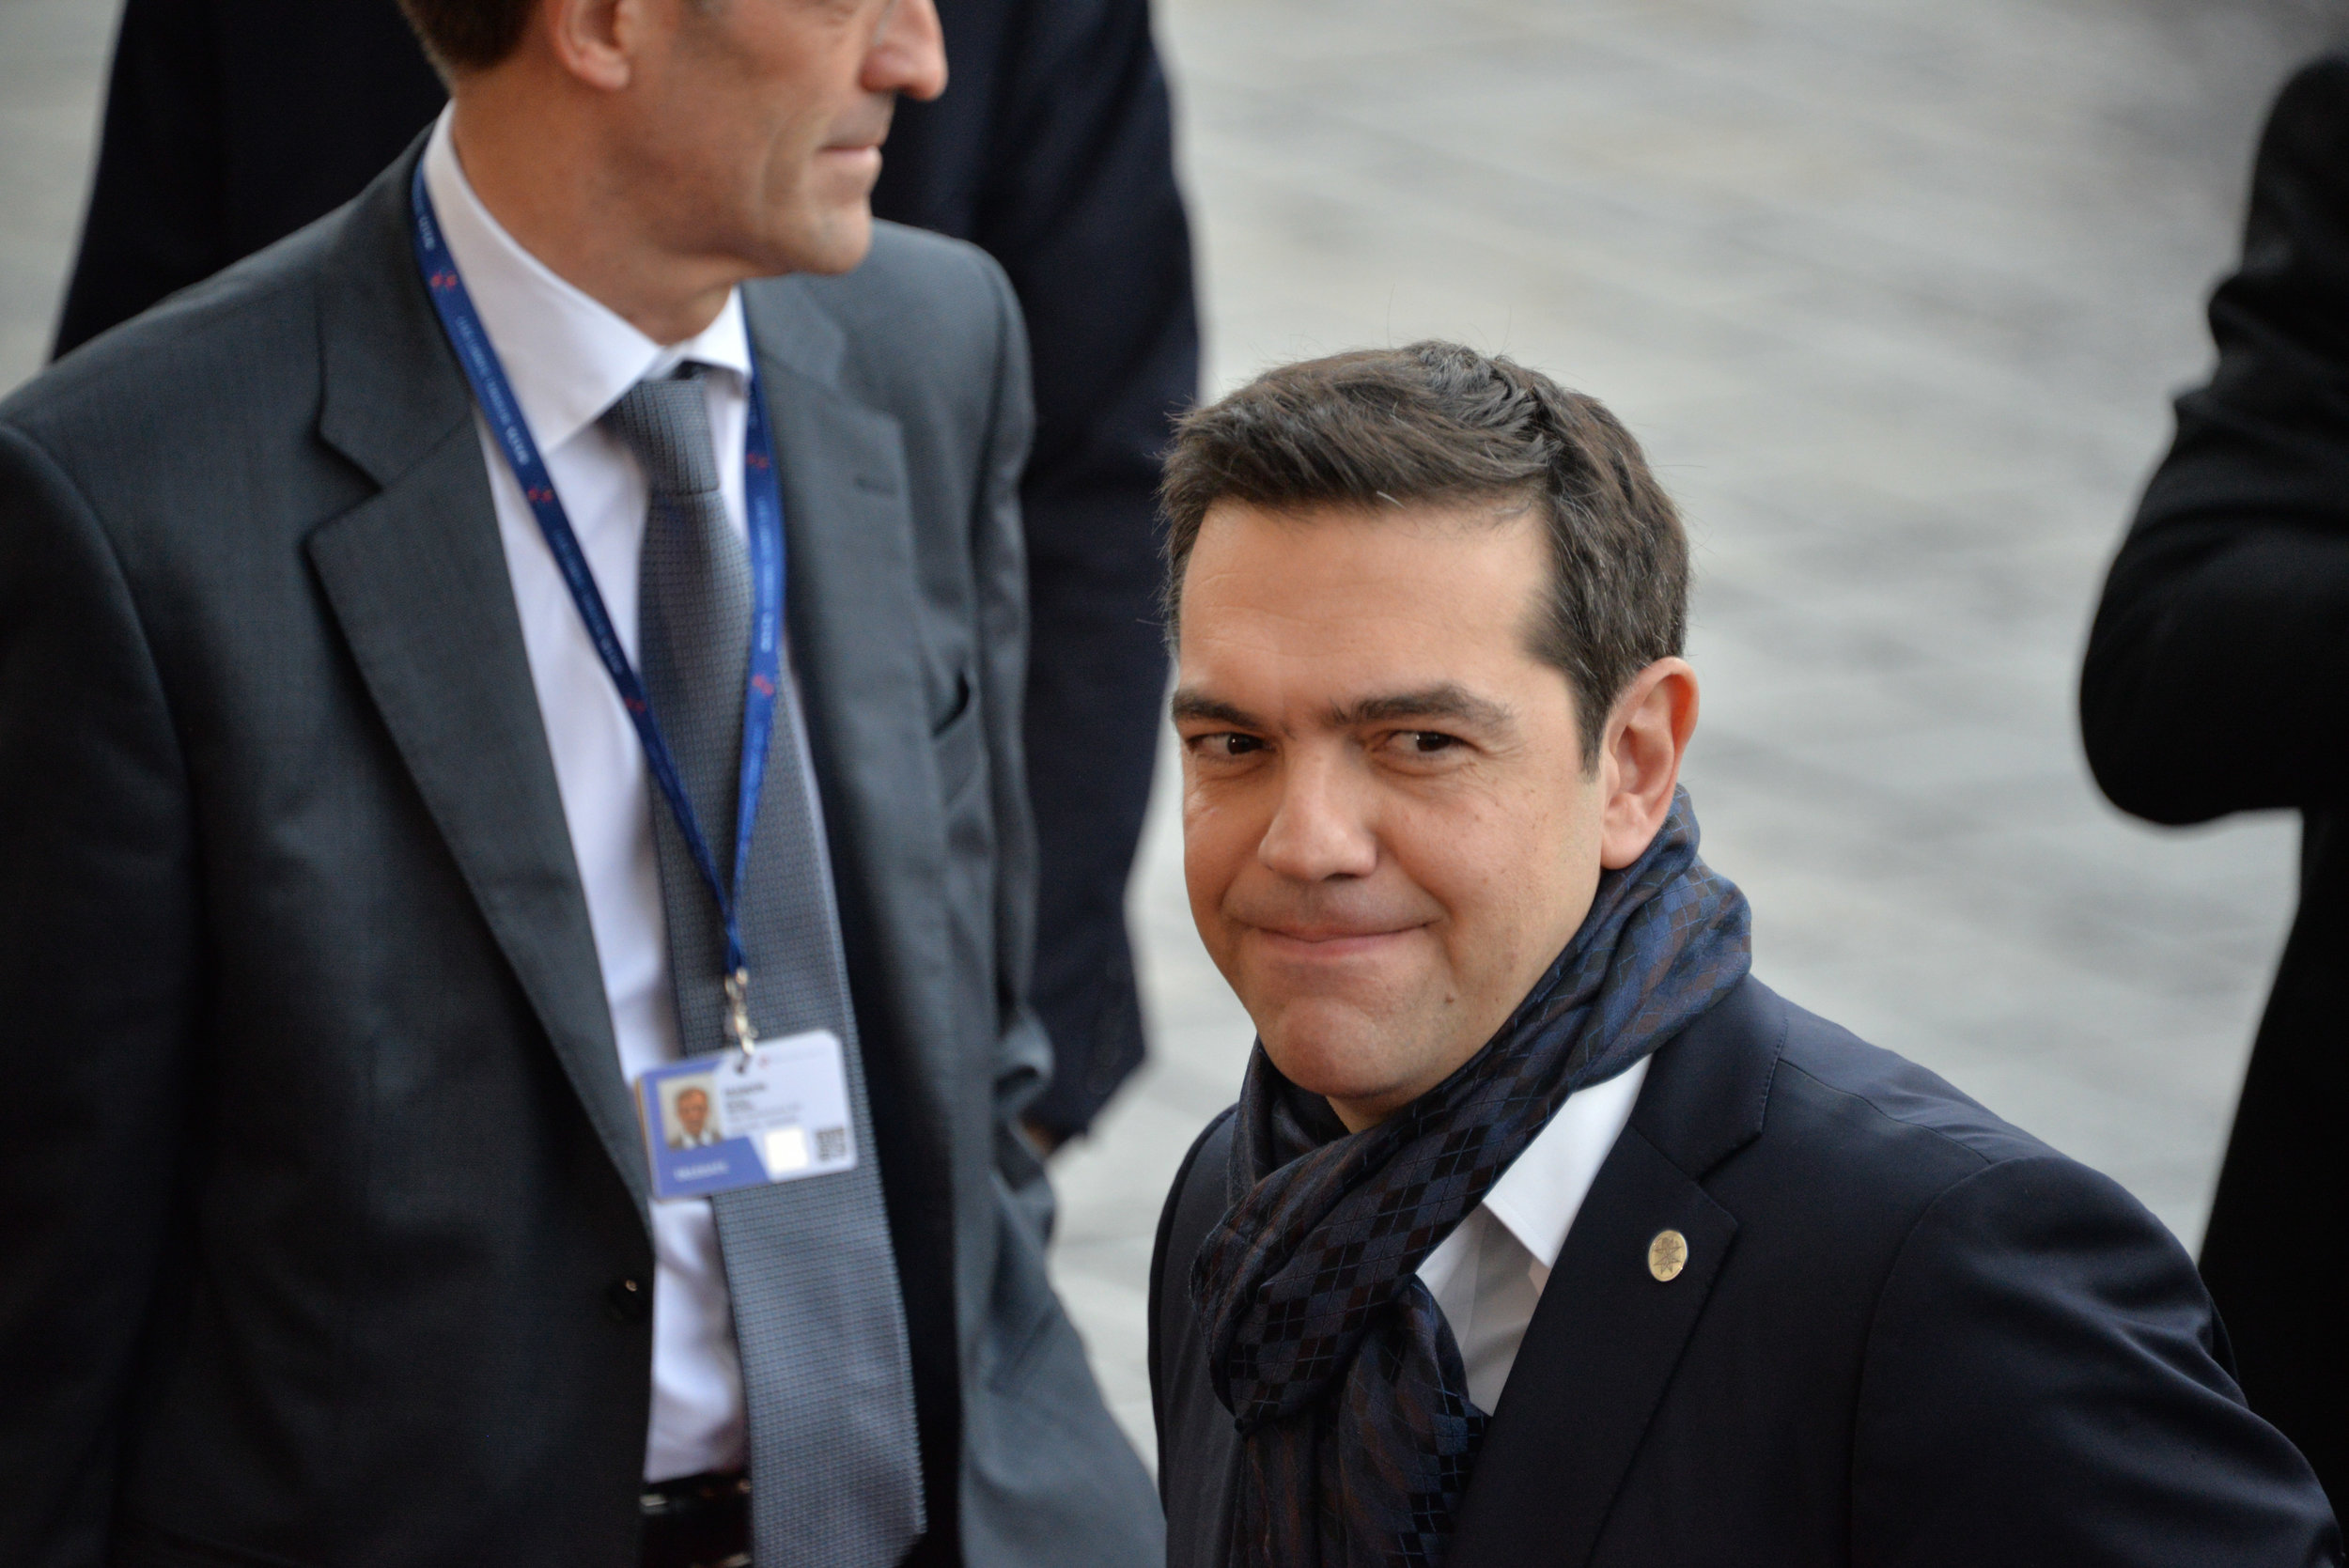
[605,1276,650,1324]
[1648,1230,1688,1282]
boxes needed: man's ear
[1596,658,1699,870]
[539,0,645,91]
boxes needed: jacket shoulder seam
[1770,1054,2006,1174]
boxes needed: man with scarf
[1146,342,2341,1567]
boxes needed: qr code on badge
[815,1126,848,1162]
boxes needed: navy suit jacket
[1152,978,2341,1566]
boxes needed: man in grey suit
[0,0,1159,1565]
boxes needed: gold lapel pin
[1648,1229,1688,1282]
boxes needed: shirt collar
[1478,1055,1652,1272]
[420,107,753,456]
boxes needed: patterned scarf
[1192,789,1750,1568]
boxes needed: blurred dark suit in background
[2082,50,2349,1518]
[54,0,1196,1144]
[50,0,444,354]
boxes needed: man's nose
[865,0,948,103]
[1256,752,1379,884]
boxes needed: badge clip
[723,968,756,1065]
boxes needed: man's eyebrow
[1328,685,1517,734]
[1169,684,1519,735]
[1169,690,1263,729]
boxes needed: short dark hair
[1161,341,1689,762]
[397,0,537,76]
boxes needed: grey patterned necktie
[607,368,925,1568]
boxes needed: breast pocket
[931,669,986,813]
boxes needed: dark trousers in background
[1019,519,1166,1134]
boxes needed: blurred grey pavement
[5,0,2343,1471]
[0,0,113,382]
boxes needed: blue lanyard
[409,163,785,1036]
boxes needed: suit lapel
[300,158,969,1226]
[1447,979,1783,1567]
[304,147,648,1214]
[1447,1129,1737,1568]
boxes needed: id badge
[636,1029,859,1202]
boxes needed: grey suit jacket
[0,144,1160,1568]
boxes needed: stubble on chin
[797,200,874,276]
[1253,993,1419,1108]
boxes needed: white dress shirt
[423,110,753,1483]
[1416,1056,1651,1414]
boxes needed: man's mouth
[823,105,896,158]
[1250,923,1419,958]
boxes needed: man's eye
[1193,732,1264,758]
[1401,732,1460,754]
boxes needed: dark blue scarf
[1193,789,1751,1568]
